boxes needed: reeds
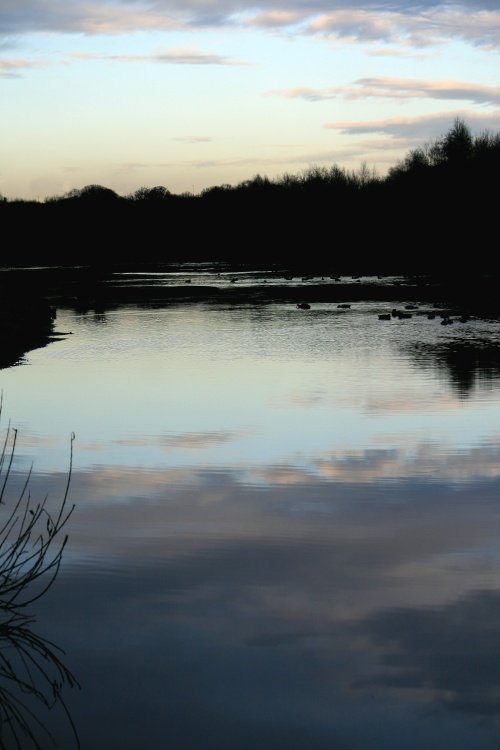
[0,611,80,750]
[0,405,80,749]
[0,426,75,612]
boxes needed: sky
[1,0,500,198]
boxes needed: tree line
[1,119,499,274]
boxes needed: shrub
[0,412,80,749]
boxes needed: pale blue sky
[1,0,500,198]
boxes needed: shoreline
[2,267,500,370]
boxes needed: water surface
[2,298,500,749]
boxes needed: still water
[2,298,500,749]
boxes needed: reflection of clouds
[16,435,500,497]
[26,461,500,602]
[69,465,201,502]
[250,466,315,485]
[288,389,327,407]
[256,441,500,484]
[357,590,500,718]
[130,429,251,450]
[78,428,253,452]
[284,383,466,415]
[28,458,500,747]
[43,558,500,748]
[10,433,64,448]
[363,391,462,414]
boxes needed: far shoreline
[1,265,500,371]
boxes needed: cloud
[109,48,245,64]
[172,136,213,143]
[324,110,500,139]
[243,9,306,28]
[275,77,500,106]
[305,9,424,45]
[367,46,434,57]
[72,47,244,65]
[0,38,18,51]
[0,57,49,77]
[2,0,500,51]
[269,85,334,102]
[304,7,500,48]
[0,1,182,36]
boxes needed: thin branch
[0,425,80,749]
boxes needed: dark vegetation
[1,119,499,275]
[0,292,58,370]
[0,419,79,748]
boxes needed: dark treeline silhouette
[1,118,499,275]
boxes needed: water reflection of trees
[408,339,500,396]
[0,421,80,749]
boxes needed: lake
[2,286,500,749]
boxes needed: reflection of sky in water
[3,303,500,473]
[112,270,403,289]
[2,301,500,749]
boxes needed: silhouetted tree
[428,118,473,166]
[4,117,500,271]
[64,185,119,201]
[133,186,171,201]
[388,146,430,179]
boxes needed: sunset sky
[1,0,500,198]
